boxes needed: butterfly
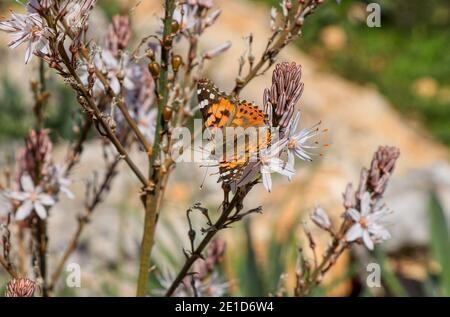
[197,78,271,186]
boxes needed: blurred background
[0,0,449,296]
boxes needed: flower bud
[311,206,332,230]
[146,48,155,61]
[148,62,160,77]
[162,35,173,50]
[5,278,35,297]
[171,55,183,72]
[203,41,232,59]
[163,106,173,122]
[171,20,180,33]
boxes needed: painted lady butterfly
[197,78,271,186]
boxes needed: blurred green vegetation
[0,73,80,143]
[0,78,30,142]
[259,0,450,146]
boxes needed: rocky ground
[1,0,449,296]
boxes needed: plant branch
[165,183,255,297]
[57,44,148,187]
[232,0,321,96]
[135,0,176,297]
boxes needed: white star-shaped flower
[0,12,51,63]
[286,112,322,172]
[259,141,294,193]
[345,192,391,250]
[7,174,55,220]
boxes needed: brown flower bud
[171,20,180,33]
[162,35,173,50]
[163,106,173,122]
[30,80,39,91]
[171,55,183,72]
[148,62,160,77]
[5,278,35,297]
[146,48,155,61]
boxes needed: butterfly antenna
[200,165,209,190]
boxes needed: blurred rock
[320,25,347,52]
[412,77,439,99]
[348,2,368,24]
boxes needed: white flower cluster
[310,191,392,251]
[259,112,323,192]
[0,0,96,64]
[345,191,391,250]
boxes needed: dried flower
[195,239,226,279]
[5,278,36,297]
[203,41,232,59]
[263,62,304,133]
[17,129,53,181]
[7,174,55,220]
[27,0,54,12]
[205,9,222,27]
[61,0,97,31]
[367,146,401,201]
[345,192,391,250]
[173,1,217,33]
[105,15,132,56]
[343,183,353,209]
[311,206,331,230]
[79,50,139,95]
[0,12,51,63]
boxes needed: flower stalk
[136,0,176,297]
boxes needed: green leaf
[241,220,266,296]
[428,191,450,296]
[374,247,408,296]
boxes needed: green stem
[136,0,175,297]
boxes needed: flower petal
[369,224,391,241]
[287,151,295,172]
[345,223,363,242]
[362,230,374,250]
[34,202,47,219]
[360,192,371,216]
[262,171,272,193]
[289,112,301,136]
[15,200,33,220]
[20,174,35,193]
[60,187,75,199]
[7,191,28,201]
[39,194,55,206]
[346,208,361,222]
[367,207,391,223]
